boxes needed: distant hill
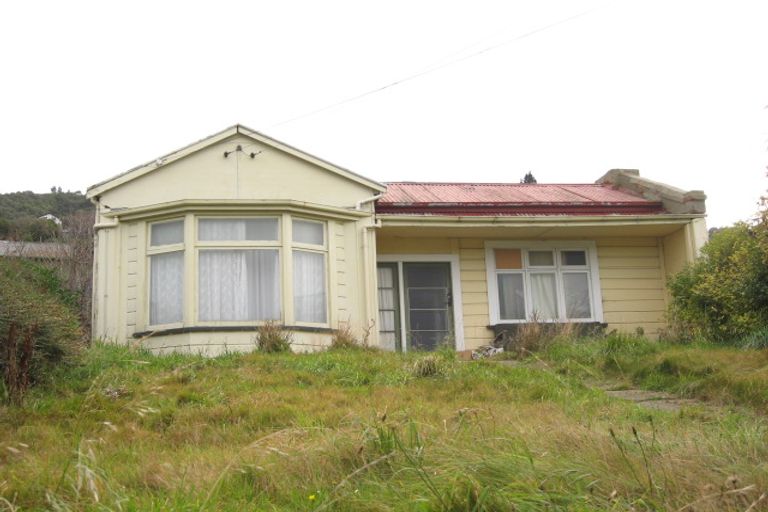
[0,189,92,220]
[0,189,93,241]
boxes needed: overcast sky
[1,0,766,227]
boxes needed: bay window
[486,242,602,324]
[146,215,329,328]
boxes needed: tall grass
[0,343,766,510]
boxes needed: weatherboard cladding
[375,183,665,216]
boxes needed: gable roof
[86,124,386,198]
[375,182,666,216]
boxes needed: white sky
[1,0,766,227]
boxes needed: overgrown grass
[0,342,766,510]
[539,333,768,408]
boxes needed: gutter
[355,192,385,211]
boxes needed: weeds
[255,321,292,353]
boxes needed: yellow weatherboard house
[87,125,707,354]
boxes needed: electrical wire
[269,4,604,128]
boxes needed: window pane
[564,273,592,319]
[528,250,554,266]
[377,266,394,288]
[379,310,396,331]
[198,249,280,321]
[150,251,183,324]
[293,219,324,245]
[404,263,449,287]
[497,273,525,320]
[495,249,522,269]
[198,218,278,241]
[151,220,184,246]
[293,250,326,322]
[530,273,558,320]
[408,288,448,309]
[561,250,587,266]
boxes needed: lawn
[1,340,767,511]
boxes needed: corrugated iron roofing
[375,183,665,216]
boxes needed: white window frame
[484,241,603,325]
[376,254,465,351]
[194,215,283,326]
[146,217,186,328]
[290,217,328,327]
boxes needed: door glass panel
[404,263,449,287]
[408,288,448,309]
[409,330,449,352]
[497,273,525,320]
[409,310,449,331]
[563,272,591,319]
[530,273,558,320]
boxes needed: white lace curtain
[293,250,326,323]
[150,251,184,324]
[198,249,280,321]
[530,273,558,320]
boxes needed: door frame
[377,254,465,351]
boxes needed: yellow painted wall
[376,232,697,345]
[596,238,667,336]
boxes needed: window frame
[146,217,186,328]
[290,217,329,327]
[194,215,283,326]
[485,241,603,325]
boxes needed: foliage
[0,258,83,403]
[0,189,92,242]
[667,223,768,342]
[0,342,766,510]
[255,321,292,353]
[520,171,537,184]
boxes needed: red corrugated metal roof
[375,183,664,216]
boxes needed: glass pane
[564,273,592,319]
[530,273,558,320]
[151,220,184,246]
[150,251,184,324]
[561,250,587,266]
[377,266,394,288]
[408,288,448,309]
[379,310,396,331]
[497,273,525,320]
[409,331,449,351]
[528,250,554,267]
[293,250,327,322]
[495,249,522,269]
[293,219,324,245]
[198,249,280,321]
[404,263,449,287]
[378,288,395,309]
[198,218,278,241]
[409,310,448,331]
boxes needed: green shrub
[0,258,83,403]
[255,321,292,353]
[668,223,768,342]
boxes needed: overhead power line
[270,4,604,128]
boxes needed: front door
[404,262,454,351]
[377,262,454,351]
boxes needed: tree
[521,172,537,184]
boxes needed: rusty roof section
[375,182,666,216]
